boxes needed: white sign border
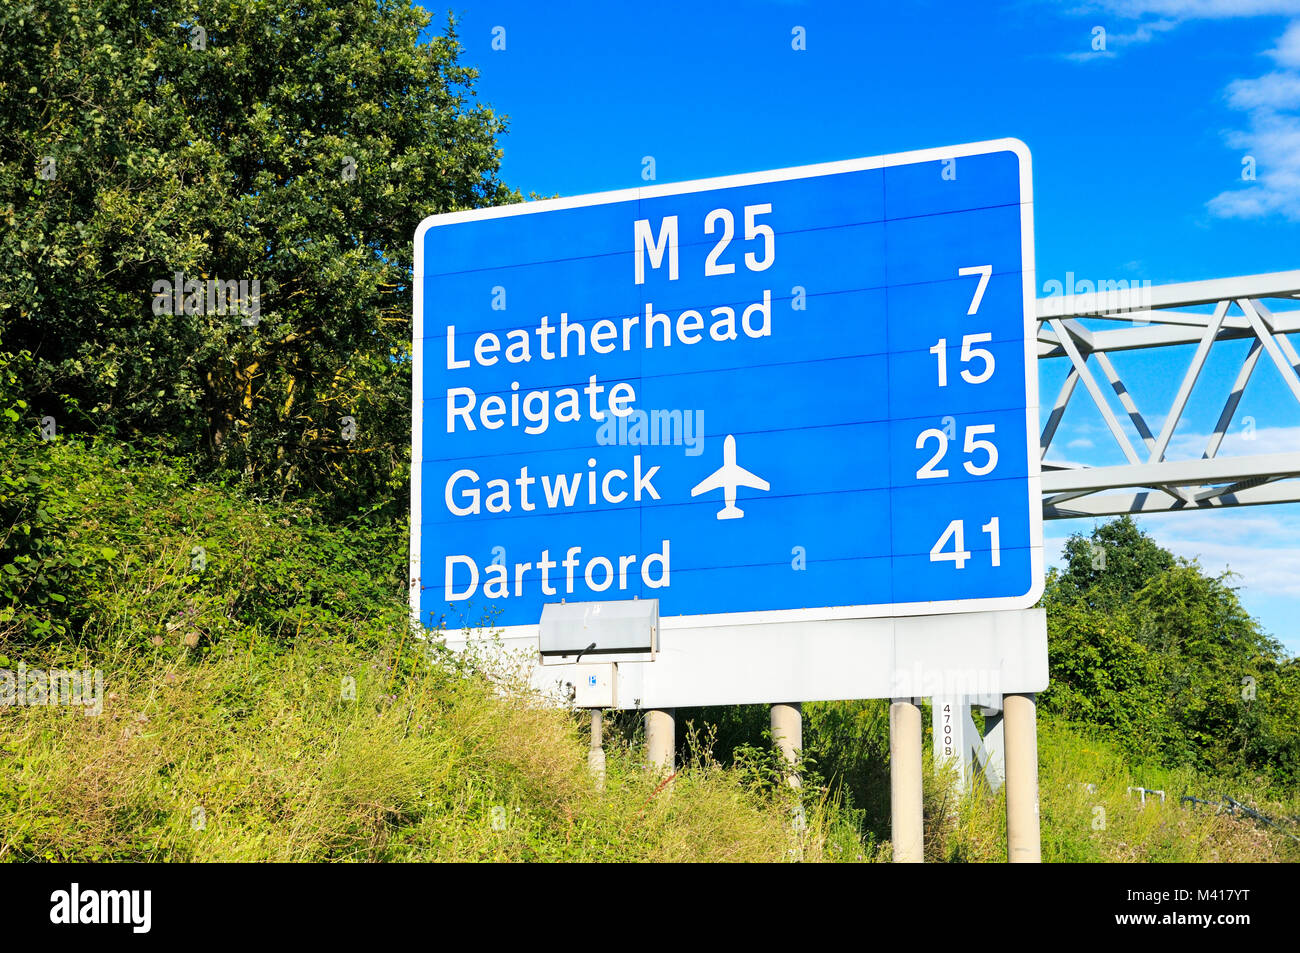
[411,137,1043,636]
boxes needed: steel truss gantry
[1036,270,1300,519]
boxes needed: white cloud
[1046,506,1300,599]
[1071,5,1300,219]
[1094,0,1300,15]
[1064,49,1119,62]
[1208,118,1300,221]
[1138,509,1300,597]
[1062,18,1179,60]
[1163,424,1300,458]
[1059,1,1300,59]
[1044,423,1300,603]
[1269,19,1300,63]
[1207,19,1300,220]
[1225,69,1300,108]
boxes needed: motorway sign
[412,139,1042,634]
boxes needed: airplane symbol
[690,434,770,520]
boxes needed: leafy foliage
[0,430,866,862]
[1,0,518,518]
[1053,515,1174,611]
[0,389,407,653]
[1041,517,1300,787]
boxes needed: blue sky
[423,0,1300,651]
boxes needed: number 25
[704,204,775,276]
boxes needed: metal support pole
[890,697,924,863]
[770,702,802,788]
[1004,692,1041,863]
[645,708,675,774]
[588,709,606,789]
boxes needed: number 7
[958,265,992,315]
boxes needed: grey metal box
[538,599,658,658]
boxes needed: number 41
[929,517,1001,569]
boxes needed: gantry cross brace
[1036,270,1300,519]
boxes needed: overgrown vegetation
[1041,516,1300,788]
[3,380,1299,861]
[0,421,865,861]
[2,0,517,519]
[674,699,1300,862]
[3,637,864,862]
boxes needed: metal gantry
[1036,270,1300,519]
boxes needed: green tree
[1040,594,1173,760]
[1133,561,1286,775]
[1,0,517,518]
[1054,515,1173,611]
[1042,516,1300,787]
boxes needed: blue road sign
[412,139,1042,633]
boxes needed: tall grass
[3,437,1296,862]
[0,636,864,862]
[927,720,1300,862]
[6,640,1297,862]
[670,700,1300,863]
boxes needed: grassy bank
[0,436,864,861]
[932,718,1300,862]
[1,637,864,862]
[2,435,1297,862]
